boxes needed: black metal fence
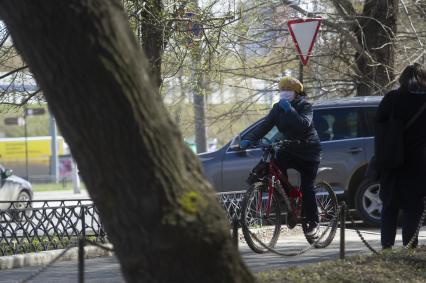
[217,191,245,221]
[0,192,243,256]
[0,199,106,256]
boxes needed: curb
[0,244,113,270]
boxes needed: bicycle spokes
[316,190,336,221]
[241,182,282,253]
[303,181,338,248]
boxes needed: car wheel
[355,180,382,226]
[12,190,32,221]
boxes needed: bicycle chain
[247,204,342,257]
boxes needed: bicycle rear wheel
[241,182,281,253]
[303,181,338,248]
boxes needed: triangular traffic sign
[287,19,321,65]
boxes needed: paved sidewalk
[0,257,123,283]
[33,190,90,200]
[2,227,424,282]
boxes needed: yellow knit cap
[278,76,304,93]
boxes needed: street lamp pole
[49,113,59,183]
[24,106,29,181]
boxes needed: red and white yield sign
[287,18,322,65]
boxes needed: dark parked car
[199,96,382,225]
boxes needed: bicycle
[240,140,338,254]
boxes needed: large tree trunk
[0,1,254,282]
[354,0,398,96]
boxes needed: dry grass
[257,246,426,283]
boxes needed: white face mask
[279,90,295,101]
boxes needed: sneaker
[305,222,319,238]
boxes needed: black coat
[245,97,321,162]
[376,88,426,206]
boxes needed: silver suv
[199,96,382,226]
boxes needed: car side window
[262,126,284,143]
[313,108,362,141]
[240,121,283,146]
[363,107,378,137]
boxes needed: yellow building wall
[0,137,65,166]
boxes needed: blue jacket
[245,97,321,162]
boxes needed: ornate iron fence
[0,199,106,256]
[217,191,245,222]
[0,192,245,256]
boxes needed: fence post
[340,202,346,260]
[78,238,85,283]
[81,206,86,239]
[232,218,239,248]
[79,205,86,283]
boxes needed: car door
[0,169,18,210]
[221,124,276,192]
[221,125,300,192]
[313,107,367,195]
[362,106,379,159]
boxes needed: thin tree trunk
[193,93,207,153]
[140,0,164,89]
[191,50,207,153]
[0,1,254,282]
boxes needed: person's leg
[381,204,399,249]
[275,149,291,173]
[402,199,424,247]
[275,150,292,200]
[298,161,320,225]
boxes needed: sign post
[24,107,46,181]
[287,18,322,71]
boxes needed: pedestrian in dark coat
[376,63,426,249]
[239,76,322,238]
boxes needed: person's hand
[239,139,251,150]
[279,99,291,112]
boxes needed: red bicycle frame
[259,159,303,218]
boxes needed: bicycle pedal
[287,219,297,229]
[286,212,297,229]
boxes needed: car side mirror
[1,169,13,179]
[228,135,242,150]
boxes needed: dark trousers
[381,200,424,248]
[276,151,319,224]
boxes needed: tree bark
[191,49,207,153]
[193,91,207,153]
[139,0,164,89]
[354,0,399,96]
[0,1,254,282]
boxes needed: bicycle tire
[241,182,281,253]
[303,181,338,248]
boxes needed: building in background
[0,136,68,182]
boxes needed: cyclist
[239,76,322,238]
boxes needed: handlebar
[259,139,302,150]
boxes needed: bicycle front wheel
[241,182,281,253]
[303,181,338,248]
